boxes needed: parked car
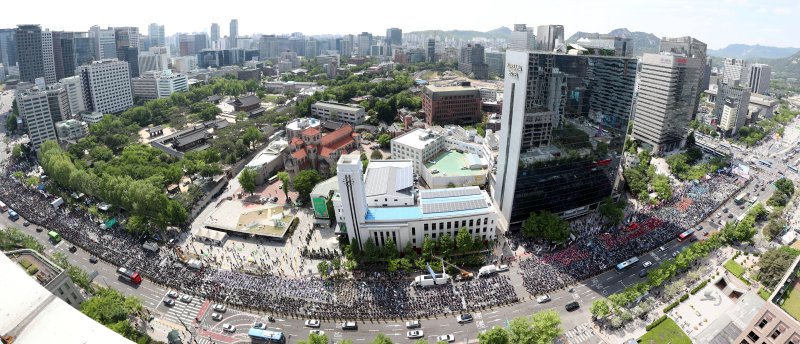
[213,304,226,313]
[252,322,267,330]
[211,313,223,321]
[222,324,236,333]
[341,321,358,330]
[498,264,509,272]
[536,295,551,303]
[163,299,175,307]
[89,256,98,264]
[23,221,30,227]
[405,320,421,329]
[456,314,473,323]
[407,330,424,339]
[565,301,580,311]
[642,261,653,268]
[167,290,179,298]
[309,330,325,336]
[68,245,77,253]
[639,270,648,278]
[437,334,455,342]
[180,294,192,303]
[305,319,321,328]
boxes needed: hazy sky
[2,0,798,49]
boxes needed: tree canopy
[293,170,321,201]
[239,168,257,195]
[757,246,800,288]
[521,211,570,243]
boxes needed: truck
[477,265,499,277]
[142,241,159,253]
[410,273,450,287]
[186,259,203,270]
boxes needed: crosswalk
[161,298,204,325]
[562,324,605,344]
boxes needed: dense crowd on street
[514,173,742,296]
[0,159,518,320]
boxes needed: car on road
[211,313,223,321]
[167,290,178,298]
[659,246,666,251]
[253,322,267,330]
[536,295,551,303]
[728,213,734,218]
[89,256,98,264]
[565,301,580,311]
[498,264,509,272]
[639,270,648,278]
[642,261,653,268]
[22,221,30,227]
[341,321,358,330]
[672,251,679,258]
[309,330,325,336]
[407,330,424,339]
[35,227,43,232]
[68,245,77,253]
[456,313,473,323]
[305,319,321,328]
[437,334,455,342]
[221,324,236,333]
[163,299,175,307]
[405,320,421,329]
[180,294,192,303]
[213,304,226,313]
[703,230,709,236]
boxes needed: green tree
[651,174,672,200]
[294,170,321,201]
[422,235,435,259]
[757,246,800,288]
[763,219,785,240]
[238,168,257,195]
[298,333,329,344]
[455,228,474,252]
[242,126,264,149]
[521,211,570,243]
[478,326,510,344]
[377,133,392,148]
[371,149,383,160]
[590,299,611,319]
[666,153,689,177]
[623,167,648,195]
[686,146,703,163]
[0,227,45,253]
[371,333,394,344]
[277,171,289,197]
[597,197,625,225]
[374,100,395,123]
[5,113,17,132]
[80,287,144,339]
[318,261,330,278]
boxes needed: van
[565,301,580,311]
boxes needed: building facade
[536,25,565,51]
[60,75,87,115]
[229,19,238,49]
[89,26,117,60]
[422,85,482,125]
[733,256,800,344]
[357,32,372,57]
[78,59,134,114]
[310,101,366,125]
[747,63,771,95]
[41,30,57,84]
[632,53,702,153]
[132,69,188,100]
[723,58,748,86]
[713,82,751,135]
[17,86,58,150]
[458,43,488,79]
[16,25,45,83]
[55,119,89,142]
[509,24,536,51]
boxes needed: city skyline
[1,0,797,49]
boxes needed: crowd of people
[514,173,742,296]
[0,159,518,320]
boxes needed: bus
[248,328,286,344]
[789,166,798,174]
[678,229,695,242]
[8,209,19,221]
[734,194,746,205]
[48,231,61,244]
[268,175,279,184]
[615,257,639,271]
[116,267,143,284]
[758,160,773,168]
[749,196,758,205]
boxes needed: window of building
[469,219,474,227]
[461,220,466,228]
[412,227,416,236]
[432,233,437,239]
[447,222,451,229]
[772,328,782,339]
[758,318,769,328]
[747,332,759,342]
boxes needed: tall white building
[89,26,117,60]
[536,25,565,51]
[60,75,87,115]
[138,47,169,75]
[77,59,133,114]
[335,155,496,251]
[41,30,57,84]
[131,69,188,100]
[170,56,197,73]
[509,24,535,51]
[747,63,771,94]
[357,32,372,57]
[391,128,445,176]
[310,101,366,125]
[16,86,58,150]
[722,58,747,86]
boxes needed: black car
[565,301,580,311]
[639,269,648,278]
[68,245,77,253]
[89,256,98,264]
[35,227,43,232]
[22,221,30,227]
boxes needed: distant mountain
[756,51,800,79]
[708,44,800,60]
[406,27,512,41]
[566,28,660,56]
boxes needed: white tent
[195,228,228,245]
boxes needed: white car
[305,319,321,328]
[253,322,267,330]
[180,294,192,303]
[456,314,473,323]
[437,334,455,342]
[213,304,226,312]
[407,330,424,339]
[536,295,550,303]
[405,320,421,329]
[211,313,223,321]
[642,261,653,268]
[309,330,325,336]
[167,290,178,298]
[222,324,236,333]
[498,264,509,272]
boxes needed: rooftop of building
[364,160,414,198]
[246,139,288,168]
[6,250,63,287]
[364,186,492,222]
[392,128,440,150]
[0,252,133,344]
[424,150,488,177]
[286,117,321,131]
[310,176,340,198]
[424,84,480,96]
[312,101,364,111]
[232,94,261,108]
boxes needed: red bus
[117,267,142,284]
[677,229,695,242]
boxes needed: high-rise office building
[229,19,238,48]
[16,86,58,150]
[357,32,372,57]
[115,28,139,78]
[427,39,436,63]
[58,32,76,79]
[16,25,45,83]
[660,36,707,112]
[509,24,535,51]
[210,23,220,47]
[61,75,87,115]
[41,30,57,84]
[89,26,116,60]
[148,23,165,47]
[0,28,17,68]
[72,32,93,66]
[77,59,133,114]
[259,35,277,59]
[485,52,505,78]
[458,43,488,79]
[385,27,402,46]
[536,24,564,51]
[138,46,169,75]
[338,38,352,58]
[722,58,747,86]
[44,83,71,123]
[715,83,751,135]
[632,53,702,153]
[494,50,637,226]
[746,63,771,94]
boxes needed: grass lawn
[639,317,691,344]
[759,287,772,300]
[724,259,747,282]
[780,285,800,320]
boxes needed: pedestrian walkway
[163,299,205,325]
[562,323,606,344]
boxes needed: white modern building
[285,117,321,140]
[60,75,87,115]
[746,63,771,95]
[77,59,133,114]
[748,93,779,121]
[245,139,288,185]
[16,86,58,150]
[138,47,170,75]
[41,30,57,84]
[363,160,416,207]
[334,155,497,251]
[310,101,366,125]
[132,69,188,100]
[55,119,89,142]
[722,58,747,86]
[171,56,198,73]
[81,111,105,124]
[391,128,445,175]
[509,24,536,51]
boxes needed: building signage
[506,63,523,79]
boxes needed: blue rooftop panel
[365,207,423,221]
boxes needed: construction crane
[432,255,474,281]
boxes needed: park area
[779,283,800,321]
[639,317,691,344]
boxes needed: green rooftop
[424,150,486,177]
